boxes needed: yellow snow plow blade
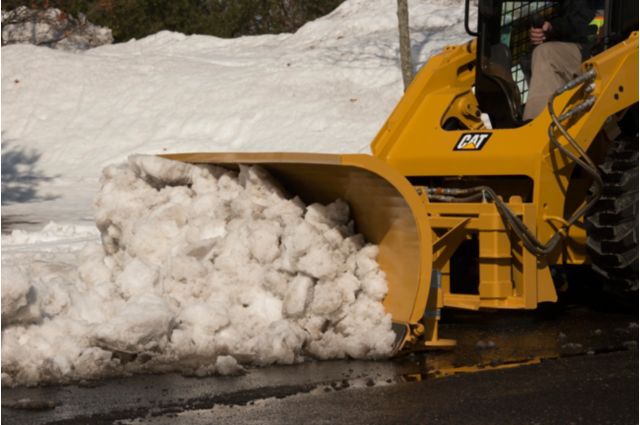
[162,152,433,352]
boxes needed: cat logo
[454,133,492,151]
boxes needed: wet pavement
[121,350,638,425]
[2,304,638,424]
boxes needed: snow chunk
[93,295,174,353]
[215,355,243,376]
[1,265,33,324]
[283,275,313,317]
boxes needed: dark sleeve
[547,0,597,44]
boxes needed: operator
[522,0,603,121]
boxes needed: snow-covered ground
[1,0,470,386]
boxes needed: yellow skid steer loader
[165,0,639,352]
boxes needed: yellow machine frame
[369,32,638,349]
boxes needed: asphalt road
[123,350,638,425]
[2,305,638,425]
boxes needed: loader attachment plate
[162,152,433,352]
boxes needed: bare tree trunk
[397,0,413,91]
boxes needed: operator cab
[467,0,638,129]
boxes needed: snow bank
[1,0,467,227]
[1,156,395,387]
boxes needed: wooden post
[397,0,413,91]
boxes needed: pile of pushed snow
[1,6,112,51]
[1,155,395,387]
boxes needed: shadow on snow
[1,137,60,205]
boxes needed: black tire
[586,136,639,305]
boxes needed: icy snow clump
[1,155,395,386]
